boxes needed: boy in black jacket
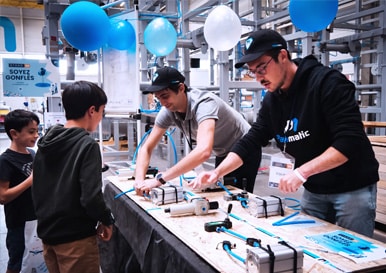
[32,81,114,273]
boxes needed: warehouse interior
[1,0,385,160]
[1,0,386,272]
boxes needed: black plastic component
[242,178,248,192]
[131,113,142,120]
[101,164,109,172]
[224,192,248,201]
[222,240,233,250]
[209,201,219,210]
[204,203,233,232]
[223,176,237,185]
[146,167,158,177]
[246,238,261,247]
[204,219,232,232]
[237,192,249,199]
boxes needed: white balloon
[204,5,242,51]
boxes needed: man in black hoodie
[191,29,379,237]
[32,81,114,273]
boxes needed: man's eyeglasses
[247,57,273,78]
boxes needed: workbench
[368,136,386,228]
[99,177,386,273]
[363,121,386,129]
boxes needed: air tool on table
[204,204,233,232]
[223,178,249,201]
[164,198,219,216]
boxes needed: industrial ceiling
[0,0,43,9]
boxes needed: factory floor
[1,143,386,272]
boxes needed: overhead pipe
[0,16,16,52]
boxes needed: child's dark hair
[62,81,108,120]
[4,109,40,140]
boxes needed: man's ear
[178,83,185,93]
[279,49,287,62]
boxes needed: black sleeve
[231,102,273,161]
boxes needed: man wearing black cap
[192,29,379,237]
[134,66,261,194]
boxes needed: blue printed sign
[2,58,60,97]
[306,230,386,263]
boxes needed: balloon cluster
[201,1,339,51]
[61,2,244,55]
[60,1,339,57]
[60,1,136,51]
[289,0,338,33]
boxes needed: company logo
[276,117,310,144]
[152,72,159,83]
[245,37,253,50]
[8,63,30,68]
[284,118,298,134]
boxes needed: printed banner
[2,58,60,97]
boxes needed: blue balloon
[60,1,110,51]
[144,17,177,56]
[108,19,136,51]
[289,0,338,32]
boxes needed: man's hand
[188,171,219,190]
[278,171,304,193]
[134,178,161,196]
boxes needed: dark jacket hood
[273,55,324,99]
[37,125,89,155]
[292,55,325,88]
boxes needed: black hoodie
[32,124,113,245]
[232,55,379,194]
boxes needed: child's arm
[0,173,33,204]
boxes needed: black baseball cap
[235,29,287,69]
[142,67,185,94]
